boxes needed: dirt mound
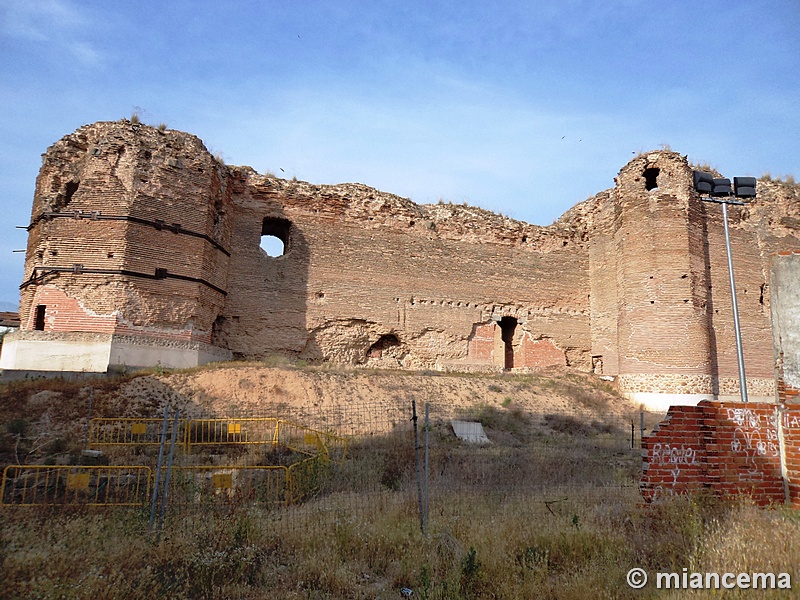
[0,364,648,465]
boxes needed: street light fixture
[693,171,756,403]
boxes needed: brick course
[4,121,800,399]
[641,401,800,506]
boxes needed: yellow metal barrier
[287,455,331,503]
[72,416,349,507]
[186,418,349,463]
[1,465,151,506]
[185,418,281,449]
[166,466,289,506]
[88,418,184,447]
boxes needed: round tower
[611,151,716,406]
[2,121,233,372]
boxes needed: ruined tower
[2,122,799,410]
[589,151,798,408]
[0,121,233,371]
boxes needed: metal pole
[721,201,749,403]
[149,405,169,532]
[84,388,93,451]
[424,402,429,535]
[412,400,424,535]
[640,409,645,447]
[158,408,180,535]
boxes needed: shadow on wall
[699,200,721,396]
[212,193,310,361]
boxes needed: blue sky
[0,0,798,310]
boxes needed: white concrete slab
[451,420,490,443]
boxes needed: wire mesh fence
[3,396,654,536]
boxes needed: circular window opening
[260,235,285,257]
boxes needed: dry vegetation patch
[1,364,798,598]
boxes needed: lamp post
[693,171,757,404]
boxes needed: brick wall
[217,179,591,369]
[8,121,800,386]
[18,122,231,342]
[641,401,800,506]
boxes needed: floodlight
[694,165,752,403]
[712,178,732,197]
[693,171,714,194]
[734,177,757,198]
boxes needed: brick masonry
[2,121,800,406]
[641,401,800,506]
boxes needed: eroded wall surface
[3,121,800,406]
[216,175,592,371]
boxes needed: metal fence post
[412,400,424,535]
[84,388,93,451]
[640,409,645,448]
[149,405,169,532]
[157,408,180,536]
[424,402,429,535]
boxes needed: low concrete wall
[0,331,112,372]
[772,251,800,399]
[0,331,232,373]
[109,336,233,370]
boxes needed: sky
[0,0,798,310]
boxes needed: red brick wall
[640,405,707,502]
[28,285,117,334]
[27,285,209,344]
[517,334,567,368]
[641,401,800,506]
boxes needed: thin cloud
[1,0,84,40]
[1,0,103,67]
[68,41,104,67]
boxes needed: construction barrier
[88,418,183,447]
[185,418,349,462]
[1,417,350,508]
[1,465,151,506]
[88,417,348,462]
[287,455,331,503]
[184,418,281,449]
[167,465,289,506]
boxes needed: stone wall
[2,121,800,407]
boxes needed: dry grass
[3,491,797,599]
[2,369,798,598]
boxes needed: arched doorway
[498,316,517,370]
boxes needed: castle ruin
[2,121,799,410]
